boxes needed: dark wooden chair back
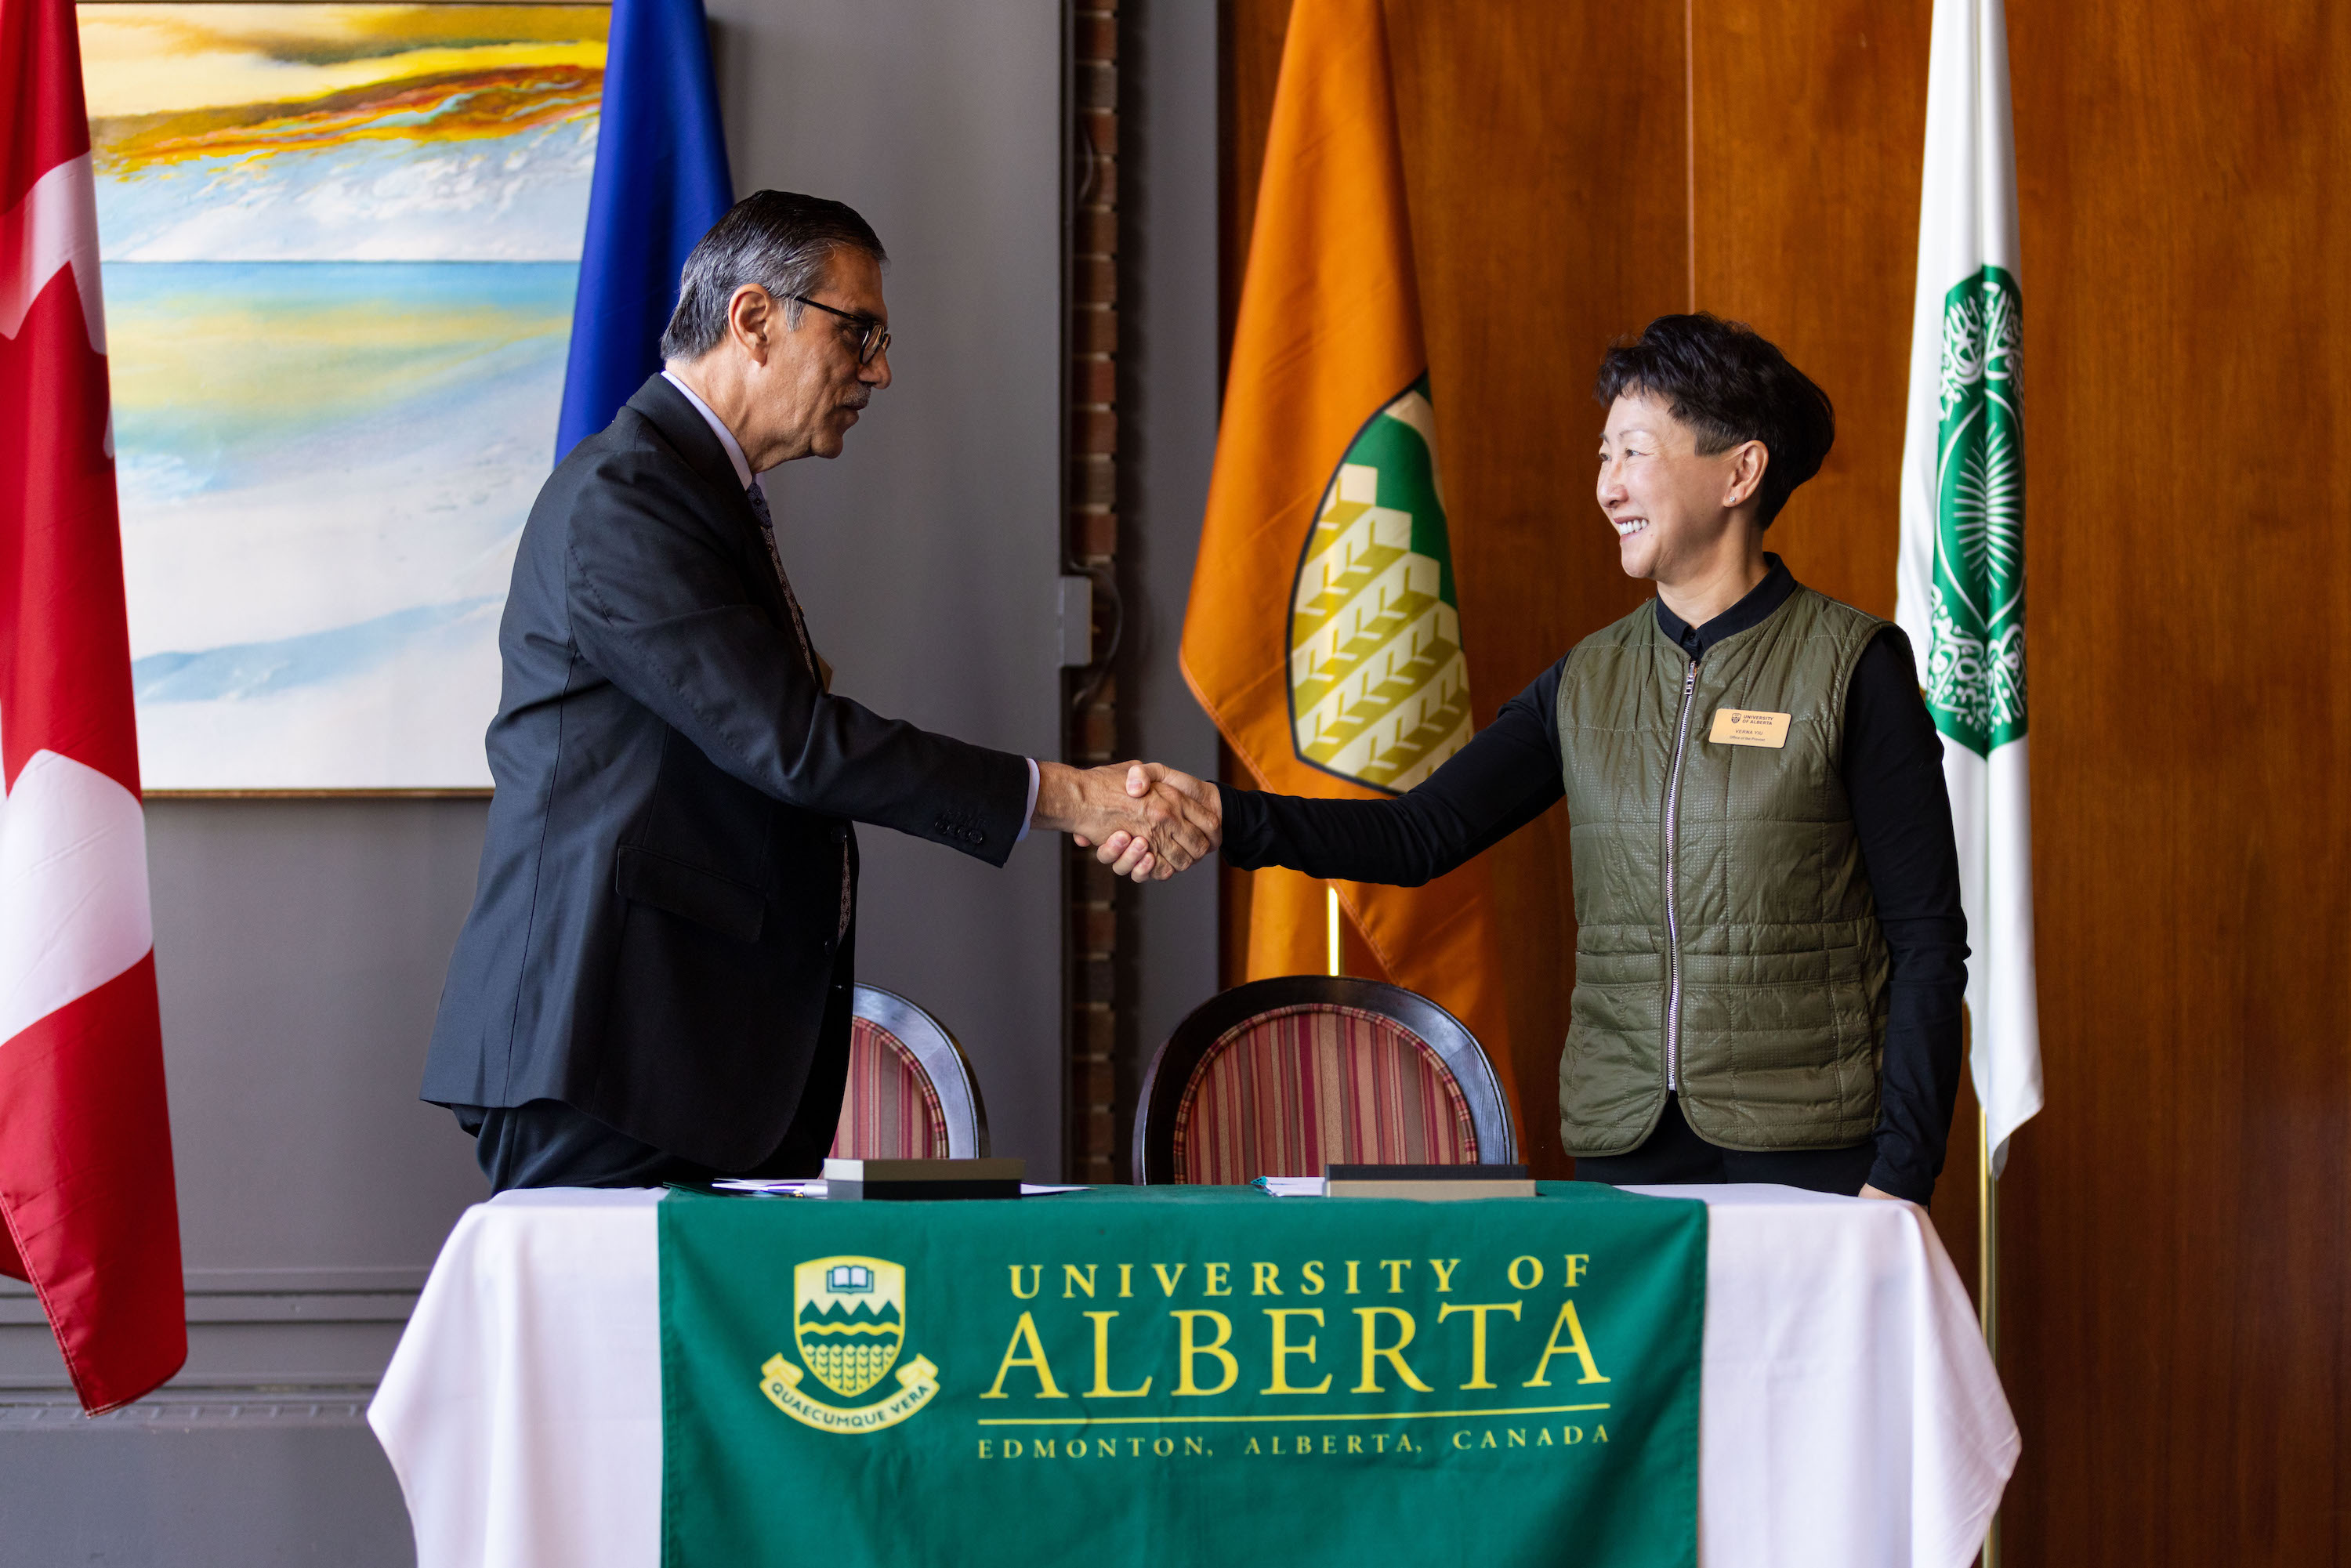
[1132,976,1516,1184]
[829,984,991,1160]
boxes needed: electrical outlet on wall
[1057,574,1095,668]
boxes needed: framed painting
[78,1,610,791]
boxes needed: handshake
[1031,761,1223,884]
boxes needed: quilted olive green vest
[1553,585,1891,1155]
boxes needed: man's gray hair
[659,190,888,362]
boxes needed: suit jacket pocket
[614,844,765,943]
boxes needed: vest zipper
[1663,653,1700,1092]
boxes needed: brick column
[1064,0,1125,1182]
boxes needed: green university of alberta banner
[659,1185,1706,1567]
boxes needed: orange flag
[1181,0,1516,1117]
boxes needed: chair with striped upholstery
[1132,976,1516,1184]
[828,984,991,1160]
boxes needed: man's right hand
[1081,762,1222,881]
[1031,760,1220,882]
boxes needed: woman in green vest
[1105,314,1966,1203]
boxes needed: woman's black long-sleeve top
[1215,557,1969,1204]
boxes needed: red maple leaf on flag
[0,0,186,1414]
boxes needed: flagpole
[1326,886,1343,977]
[1979,1104,2000,1568]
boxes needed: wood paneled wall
[1220,2,2351,1561]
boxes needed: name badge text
[1708,708,1791,748]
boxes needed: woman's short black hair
[1592,313,1835,528]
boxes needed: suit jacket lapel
[625,375,786,614]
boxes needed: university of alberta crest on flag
[1288,374,1472,791]
[1182,0,1514,1120]
[758,1255,940,1433]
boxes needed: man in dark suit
[422,191,1214,1190]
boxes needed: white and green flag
[1895,0,2043,1175]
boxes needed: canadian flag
[1,0,185,1412]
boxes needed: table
[370,1185,2016,1567]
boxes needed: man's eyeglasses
[789,295,891,365]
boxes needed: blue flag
[556,0,734,462]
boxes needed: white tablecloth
[370,1185,2016,1567]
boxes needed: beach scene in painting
[80,3,608,788]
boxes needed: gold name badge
[1708,708,1791,748]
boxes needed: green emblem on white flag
[1287,375,1471,792]
[1899,0,2041,1175]
[1925,264,2026,758]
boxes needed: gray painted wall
[2,2,1074,1560]
[1121,0,1224,1065]
[1,802,484,1563]
[0,800,490,1402]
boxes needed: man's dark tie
[744,480,831,692]
[745,479,851,940]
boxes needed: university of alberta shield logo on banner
[759,1256,941,1434]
